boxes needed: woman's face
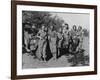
[73,25,77,31]
[42,25,45,30]
[44,27,47,32]
[24,31,28,35]
[78,26,82,32]
[50,26,53,30]
[25,24,31,28]
[59,28,62,33]
[32,24,35,28]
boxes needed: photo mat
[17,5,95,75]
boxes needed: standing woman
[62,24,70,51]
[36,25,46,61]
[42,27,48,62]
[57,27,63,57]
[49,26,57,60]
[77,26,83,50]
[24,23,32,53]
[77,26,85,65]
[24,30,30,52]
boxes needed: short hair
[65,23,69,27]
[24,28,33,34]
[66,26,69,30]
[73,25,77,30]
[32,24,36,28]
[78,26,82,31]
[23,23,33,34]
[23,22,32,28]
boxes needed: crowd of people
[23,22,88,66]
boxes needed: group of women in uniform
[23,23,85,64]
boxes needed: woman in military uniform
[36,25,47,61]
[49,26,57,60]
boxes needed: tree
[22,11,64,30]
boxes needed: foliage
[22,11,64,30]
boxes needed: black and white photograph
[22,11,90,69]
[11,1,97,79]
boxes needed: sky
[51,12,90,30]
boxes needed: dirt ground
[22,37,89,69]
[22,53,72,69]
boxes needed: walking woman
[49,26,57,60]
[36,25,47,61]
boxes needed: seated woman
[29,37,38,57]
